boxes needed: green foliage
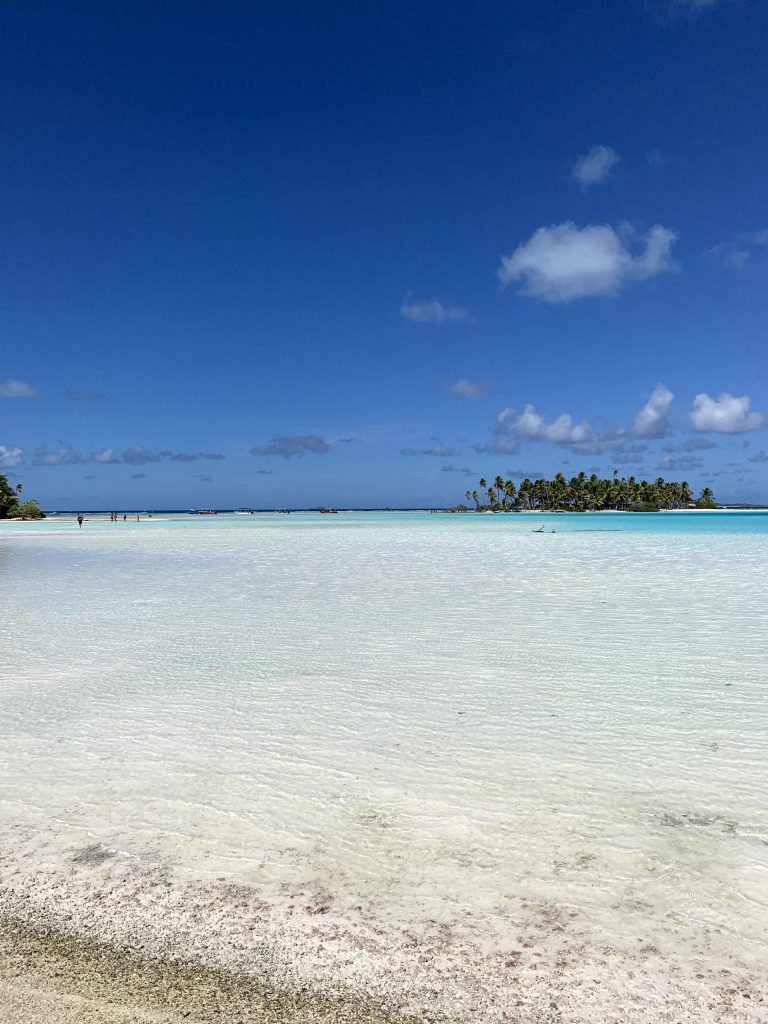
[0,473,44,519]
[463,473,708,512]
[0,473,21,518]
[15,499,45,520]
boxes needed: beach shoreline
[1,849,766,1024]
[0,915,413,1024]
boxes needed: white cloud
[706,230,768,271]
[32,446,84,466]
[122,446,162,465]
[498,222,677,303]
[690,393,765,434]
[448,379,488,400]
[400,296,470,323]
[471,427,519,456]
[91,447,120,464]
[473,383,679,456]
[0,378,38,399]
[571,144,619,188]
[504,404,596,445]
[632,384,674,438]
[0,445,24,468]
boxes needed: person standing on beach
[77,514,84,528]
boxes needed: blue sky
[2,0,767,508]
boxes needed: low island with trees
[449,472,717,512]
[0,473,45,520]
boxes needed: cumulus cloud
[473,384,680,456]
[571,145,619,188]
[401,441,457,457]
[32,446,84,466]
[497,222,677,303]
[91,447,120,464]
[706,230,768,271]
[448,379,489,400]
[441,465,475,476]
[400,296,470,324]
[83,447,226,465]
[502,405,596,446]
[121,446,162,465]
[747,451,768,464]
[471,426,519,456]
[690,393,765,434]
[0,445,24,468]
[632,383,674,438]
[250,435,330,459]
[0,378,38,399]
[656,454,704,471]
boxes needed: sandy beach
[0,917,411,1024]
[2,859,765,1024]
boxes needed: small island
[0,473,45,520]
[451,473,716,512]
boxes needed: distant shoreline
[3,506,767,524]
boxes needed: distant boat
[319,508,338,514]
[234,508,255,515]
[193,509,217,516]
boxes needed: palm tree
[504,479,517,510]
[493,475,505,508]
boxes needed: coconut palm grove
[459,474,716,513]
[0,473,44,519]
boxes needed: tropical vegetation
[0,473,45,519]
[459,472,716,512]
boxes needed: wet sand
[0,917,414,1024]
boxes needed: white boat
[234,509,255,515]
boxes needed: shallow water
[2,512,767,1016]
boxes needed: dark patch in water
[659,812,737,835]
[72,843,116,866]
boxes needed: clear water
[1,512,767,1015]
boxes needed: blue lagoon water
[1,511,767,1021]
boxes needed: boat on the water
[234,509,255,515]
[189,509,217,515]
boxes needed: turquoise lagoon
[1,512,767,1020]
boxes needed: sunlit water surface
[2,512,767,1012]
